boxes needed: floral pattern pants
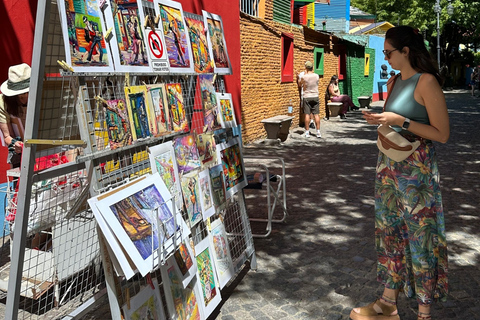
[375,140,448,305]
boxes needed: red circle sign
[148,31,164,59]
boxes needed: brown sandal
[417,311,431,320]
[349,299,400,320]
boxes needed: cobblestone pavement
[217,90,480,320]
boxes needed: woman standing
[0,63,30,168]
[351,26,449,320]
[327,75,358,119]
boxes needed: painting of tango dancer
[203,11,231,74]
[184,13,214,73]
[165,83,189,133]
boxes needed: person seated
[327,75,359,119]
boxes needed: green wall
[343,45,375,104]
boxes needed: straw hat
[1,63,31,96]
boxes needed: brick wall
[239,14,341,143]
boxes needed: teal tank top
[385,73,430,132]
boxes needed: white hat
[1,63,31,96]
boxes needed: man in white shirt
[298,61,321,138]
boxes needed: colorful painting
[209,219,234,289]
[124,85,152,141]
[105,0,151,72]
[181,171,202,228]
[215,92,237,128]
[198,169,215,221]
[195,237,221,317]
[165,83,189,133]
[161,265,202,320]
[199,75,220,131]
[209,164,227,211]
[196,133,217,168]
[148,142,183,212]
[216,138,247,199]
[58,0,114,72]
[174,242,194,276]
[184,13,214,73]
[146,84,172,136]
[122,282,166,320]
[103,99,132,149]
[155,0,194,73]
[202,11,231,74]
[173,134,201,174]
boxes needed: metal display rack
[1,1,255,319]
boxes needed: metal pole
[436,0,441,69]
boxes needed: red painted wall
[0,0,241,183]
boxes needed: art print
[216,137,247,199]
[209,219,234,289]
[215,92,237,128]
[58,0,114,72]
[165,83,189,132]
[198,169,215,220]
[165,241,197,289]
[184,13,214,74]
[199,75,220,132]
[95,174,177,276]
[103,99,132,149]
[174,242,194,276]
[181,171,202,228]
[195,237,222,317]
[155,0,195,73]
[173,134,201,174]
[122,282,166,320]
[104,0,151,72]
[148,142,183,211]
[209,164,227,211]
[146,84,172,136]
[202,11,231,74]
[196,133,217,168]
[125,85,152,141]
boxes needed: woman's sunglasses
[382,49,398,59]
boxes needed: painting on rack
[196,133,217,168]
[146,84,172,136]
[122,282,166,320]
[58,0,114,72]
[216,137,247,199]
[181,171,203,228]
[199,75,221,131]
[202,11,231,74]
[198,169,215,220]
[103,99,132,149]
[184,13,214,73]
[173,134,201,174]
[165,83,189,133]
[209,164,227,211]
[124,85,152,141]
[215,92,237,128]
[209,218,234,288]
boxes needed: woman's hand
[14,141,23,154]
[362,110,403,126]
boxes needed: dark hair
[329,75,338,85]
[2,94,24,118]
[385,26,443,85]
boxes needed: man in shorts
[299,61,321,138]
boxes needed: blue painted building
[314,0,350,33]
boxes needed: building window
[240,0,264,18]
[364,53,370,76]
[281,33,294,82]
[314,47,324,76]
[338,45,347,80]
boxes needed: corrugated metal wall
[273,0,292,24]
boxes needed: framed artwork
[145,84,172,136]
[173,134,201,174]
[202,11,231,75]
[164,241,197,289]
[104,0,152,72]
[216,137,247,199]
[148,142,183,211]
[184,12,214,74]
[195,237,222,318]
[122,282,166,320]
[58,0,114,72]
[165,83,189,133]
[94,174,178,276]
[209,219,234,289]
[199,75,220,132]
[161,264,203,320]
[198,169,215,221]
[103,99,133,149]
[209,164,227,211]
[124,85,152,141]
[155,0,195,74]
[180,171,203,228]
[196,133,217,168]
[215,92,237,128]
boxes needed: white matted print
[103,0,152,72]
[164,241,197,289]
[58,0,114,72]
[215,92,237,128]
[198,169,215,220]
[148,142,183,211]
[161,265,203,320]
[95,174,177,276]
[155,0,195,74]
[209,219,234,289]
[215,137,247,199]
[180,170,203,228]
[122,282,166,320]
[202,11,231,75]
[195,237,222,318]
[145,84,172,136]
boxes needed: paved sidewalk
[218,90,480,320]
